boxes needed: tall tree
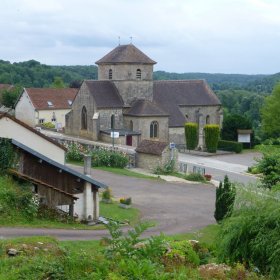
[261,83,280,138]
[51,76,65,88]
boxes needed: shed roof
[24,88,78,110]
[95,44,156,65]
[84,80,124,108]
[124,99,169,117]
[153,80,221,127]
[12,139,106,189]
[0,113,66,151]
[136,140,168,156]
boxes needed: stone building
[65,44,222,147]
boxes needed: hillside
[0,59,279,92]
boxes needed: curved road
[0,167,216,240]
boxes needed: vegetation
[218,185,280,279]
[0,85,22,108]
[154,159,175,175]
[184,122,198,150]
[204,124,220,153]
[0,138,16,173]
[185,173,206,182]
[261,83,280,138]
[218,140,243,153]
[65,142,129,168]
[214,176,236,223]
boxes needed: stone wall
[98,64,153,81]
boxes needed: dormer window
[136,69,141,79]
[68,100,73,106]
[109,69,113,80]
[47,101,53,107]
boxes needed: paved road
[0,167,216,240]
[179,152,261,184]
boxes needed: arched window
[109,69,113,80]
[111,114,115,129]
[150,121,158,138]
[136,69,141,79]
[81,106,87,130]
[129,120,133,131]
[206,115,210,124]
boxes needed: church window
[206,115,210,124]
[81,106,87,130]
[150,121,158,138]
[129,120,133,131]
[109,69,113,80]
[136,69,141,79]
[111,114,115,129]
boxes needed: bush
[119,197,132,205]
[42,122,55,129]
[218,140,243,153]
[65,142,84,162]
[214,175,236,223]
[102,188,112,200]
[218,185,280,278]
[185,173,205,182]
[185,122,198,150]
[0,138,16,173]
[91,149,128,168]
[154,160,175,175]
[204,124,220,153]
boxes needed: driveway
[0,167,216,240]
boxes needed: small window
[150,121,158,138]
[68,100,72,106]
[129,120,133,131]
[206,115,210,124]
[136,69,141,79]
[39,118,45,124]
[81,106,87,130]
[111,114,115,129]
[109,69,113,80]
[47,101,53,107]
[185,114,188,121]
[51,112,56,122]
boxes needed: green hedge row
[204,124,220,153]
[184,123,198,150]
[218,140,243,153]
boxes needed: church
[65,44,222,147]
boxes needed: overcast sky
[0,0,279,74]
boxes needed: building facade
[65,44,222,147]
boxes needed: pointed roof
[153,80,221,127]
[136,140,168,155]
[24,88,78,110]
[124,99,168,117]
[96,44,156,65]
[84,80,124,108]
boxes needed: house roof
[84,80,124,108]
[153,80,221,127]
[24,88,78,110]
[124,99,169,117]
[12,139,106,189]
[136,140,168,156]
[0,113,66,151]
[95,44,156,65]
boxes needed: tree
[204,124,220,153]
[51,76,65,88]
[214,175,236,222]
[1,86,22,108]
[221,114,252,141]
[261,83,280,138]
[184,123,198,150]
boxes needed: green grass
[100,201,140,225]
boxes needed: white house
[15,88,78,128]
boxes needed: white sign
[169,142,176,149]
[110,132,119,138]
[238,134,250,143]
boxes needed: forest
[0,59,280,141]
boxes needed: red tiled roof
[25,88,78,110]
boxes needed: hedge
[204,124,220,153]
[184,122,198,150]
[218,140,243,153]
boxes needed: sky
[0,0,280,74]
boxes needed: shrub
[65,142,84,162]
[204,124,220,153]
[214,175,236,223]
[0,138,16,173]
[154,160,175,175]
[91,149,128,168]
[102,188,112,200]
[218,140,243,153]
[119,197,132,205]
[218,185,280,278]
[185,173,205,182]
[185,122,198,150]
[42,122,55,129]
